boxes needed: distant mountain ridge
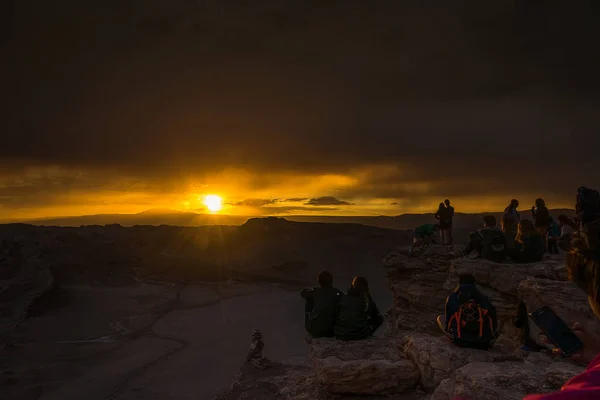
[2,208,576,231]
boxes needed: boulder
[430,358,583,400]
[310,338,420,395]
[403,333,523,390]
[518,277,600,342]
[216,362,319,400]
[386,246,457,334]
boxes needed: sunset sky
[2,1,599,221]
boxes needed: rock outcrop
[519,277,600,343]
[403,333,523,390]
[0,240,55,335]
[223,245,592,400]
[310,338,419,395]
[431,358,583,400]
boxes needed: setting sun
[203,194,223,213]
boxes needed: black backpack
[447,293,495,348]
[577,187,600,223]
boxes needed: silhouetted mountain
[8,208,575,232]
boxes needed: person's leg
[461,232,478,256]
[370,314,384,334]
[447,225,454,248]
[409,236,421,255]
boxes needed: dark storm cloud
[305,197,351,206]
[259,206,339,215]
[2,1,600,205]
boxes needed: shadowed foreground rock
[403,333,523,390]
[431,359,583,400]
[310,338,420,395]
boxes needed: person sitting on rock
[507,219,545,263]
[459,215,507,262]
[557,214,579,251]
[436,272,498,350]
[523,214,600,399]
[408,223,440,256]
[301,271,343,338]
[502,199,521,248]
[547,217,561,254]
[334,276,384,341]
[532,198,551,252]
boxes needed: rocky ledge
[222,246,593,399]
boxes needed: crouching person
[335,276,384,341]
[437,273,498,350]
[301,271,343,338]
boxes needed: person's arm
[366,294,384,331]
[489,303,499,335]
[300,288,314,300]
[443,296,452,331]
[531,207,537,217]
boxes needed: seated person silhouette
[436,273,498,350]
[335,276,384,341]
[507,219,545,263]
[301,271,343,338]
[459,215,507,262]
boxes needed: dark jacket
[477,227,507,262]
[444,283,498,349]
[334,288,383,341]
[301,286,343,338]
[510,235,545,263]
[532,206,551,228]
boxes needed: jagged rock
[403,333,523,390]
[386,246,457,334]
[217,362,319,400]
[430,358,583,400]
[0,240,55,335]
[311,338,420,395]
[518,277,600,342]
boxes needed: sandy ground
[5,252,392,400]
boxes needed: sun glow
[203,194,223,213]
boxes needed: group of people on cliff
[442,186,600,400]
[301,272,383,341]
[409,192,592,264]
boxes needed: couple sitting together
[301,271,384,341]
[460,215,545,263]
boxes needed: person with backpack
[547,217,561,254]
[532,198,551,251]
[522,192,600,399]
[436,273,498,350]
[408,223,440,256]
[334,276,384,341]
[502,199,521,248]
[434,199,455,251]
[301,271,343,338]
[508,219,545,263]
[459,215,507,262]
